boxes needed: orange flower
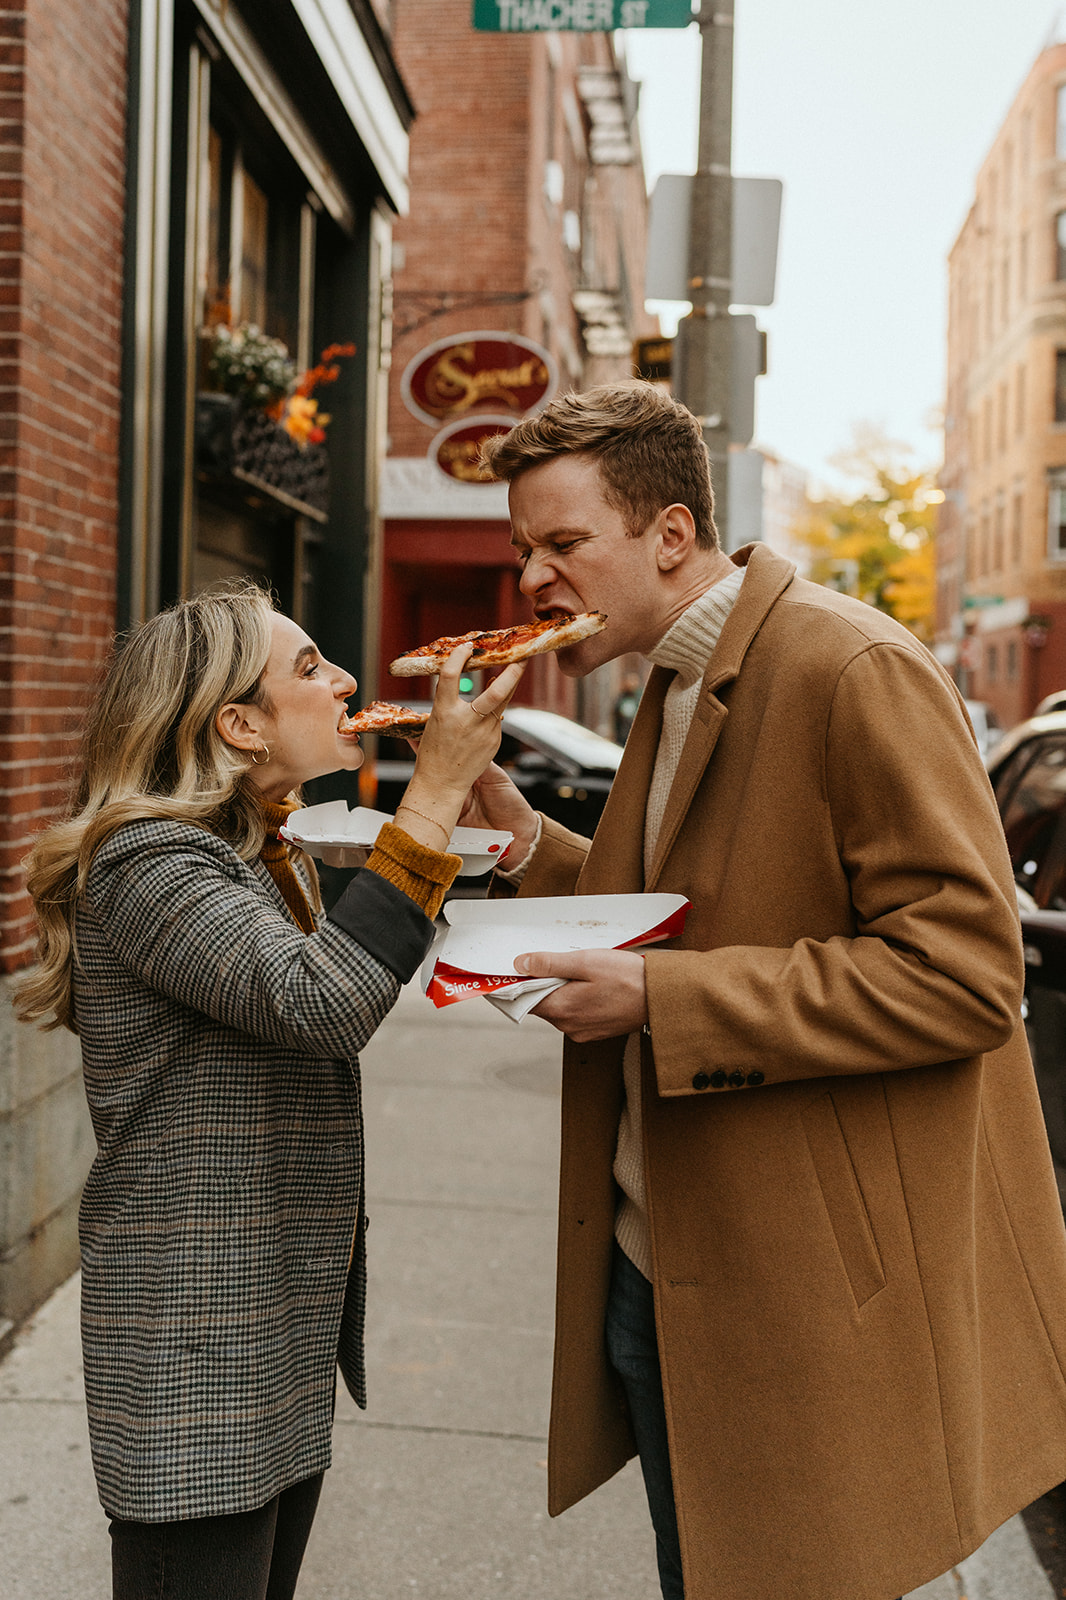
[281,395,322,449]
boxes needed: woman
[16,582,522,1599]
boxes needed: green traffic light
[459,675,474,692]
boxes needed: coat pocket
[801,1091,886,1308]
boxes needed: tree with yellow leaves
[794,424,940,644]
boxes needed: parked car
[963,698,1003,760]
[987,710,1066,1206]
[1034,689,1066,717]
[364,702,625,841]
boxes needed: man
[464,382,1066,1600]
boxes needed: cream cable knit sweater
[613,564,746,1278]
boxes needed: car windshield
[504,707,624,771]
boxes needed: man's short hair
[481,380,719,551]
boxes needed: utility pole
[674,0,734,544]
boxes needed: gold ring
[470,703,503,722]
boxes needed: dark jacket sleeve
[328,868,437,981]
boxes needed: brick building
[0,0,412,1335]
[938,31,1066,726]
[379,0,658,737]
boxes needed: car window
[999,736,1066,905]
[992,740,1041,809]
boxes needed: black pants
[109,1472,324,1600]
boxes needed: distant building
[757,448,811,573]
[938,27,1066,726]
[380,0,658,737]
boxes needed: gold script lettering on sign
[423,344,550,416]
[437,438,494,481]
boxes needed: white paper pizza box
[421,892,691,1019]
[279,801,513,875]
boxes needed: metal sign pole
[675,0,734,545]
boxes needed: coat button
[710,1070,728,1088]
[692,1072,711,1089]
[728,1071,746,1088]
[747,1071,765,1086]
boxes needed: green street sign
[472,0,693,30]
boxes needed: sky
[623,0,1066,492]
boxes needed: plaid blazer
[73,818,433,1522]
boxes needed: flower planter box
[194,393,329,523]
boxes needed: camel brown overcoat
[516,543,1066,1600]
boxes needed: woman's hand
[394,645,524,850]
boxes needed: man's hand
[514,947,648,1042]
[458,763,539,862]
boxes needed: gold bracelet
[396,804,452,843]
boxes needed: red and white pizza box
[421,892,691,1021]
[279,800,513,875]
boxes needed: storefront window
[192,99,323,610]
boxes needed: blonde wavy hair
[16,582,313,1033]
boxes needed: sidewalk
[0,982,1057,1598]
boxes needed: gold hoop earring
[250,744,270,766]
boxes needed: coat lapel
[577,668,667,895]
[645,543,797,890]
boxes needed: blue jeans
[605,1241,685,1600]
[109,1472,323,1600]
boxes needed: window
[980,500,991,574]
[1056,350,1066,423]
[1011,490,1024,566]
[986,643,999,683]
[965,514,976,582]
[992,496,1005,570]
[1048,473,1066,560]
[1056,212,1066,280]
[205,121,304,353]
[1057,84,1066,158]
[1019,230,1029,302]
[1016,362,1026,436]
[1008,639,1019,682]
[998,382,1008,453]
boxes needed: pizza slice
[339,701,431,738]
[388,611,607,676]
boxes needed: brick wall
[388,0,534,457]
[0,0,126,1335]
[0,0,126,974]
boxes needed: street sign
[633,317,766,446]
[730,314,762,447]
[472,0,693,30]
[645,174,783,305]
[632,336,674,383]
